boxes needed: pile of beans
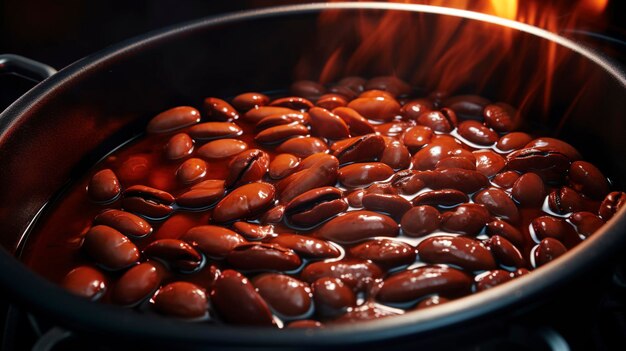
[25,76,625,328]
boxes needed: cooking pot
[1,2,625,350]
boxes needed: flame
[295,0,611,124]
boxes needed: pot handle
[0,54,57,82]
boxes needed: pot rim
[1,2,625,347]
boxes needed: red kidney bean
[412,189,469,207]
[507,148,571,183]
[312,277,356,317]
[316,210,399,243]
[255,112,309,131]
[435,156,476,171]
[244,106,300,124]
[268,234,340,259]
[417,235,497,271]
[411,142,459,171]
[486,235,525,267]
[418,108,457,133]
[568,161,610,199]
[486,219,524,247]
[332,107,376,136]
[188,122,242,141]
[443,95,490,120]
[93,209,152,239]
[226,243,301,271]
[253,274,312,317]
[284,187,347,228]
[143,239,202,271]
[534,238,567,267]
[422,168,489,194]
[180,225,245,259]
[231,92,269,111]
[317,94,348,110]
[511,172,546,207]
[401,206,441,237]
[269,153,300,179]
[301,259,384,290]
[213,182,275,223]
[415,295,450,309]
[531,216,581,248]
[87,169,121,203]
[255,123,309,144]
[347,97,401,122]
[224,149,269,188]
[377,266,472,303]
[483,104,516,132]
[204,97,239,121]
[164,133,194,160]
[524,137,581,161]
[475,270,515,292]
[232,222,275,241]
[291,80,326,100]
[153,282,208,318]
[569,212,604,238]
[270,96,314,111]
[210,270,274,325]
[547,186,586,214]
[361,193,412,221]
[176,179,225,208]
[474,187,520,223]
[176,158,207,185]
[350,239,416,268]
[365,76,411,96]
[366,183,397,196]
[346,189,365,208]
[61,266,107,300]
[496,132,533,152]
[308,107,350,139]
[333,134,385,165]
[335,76,366,95]
[82,225,139,270]
[598,191,626,221]
[440,204,490,235]
[196,139,248,159]
[338,162,394,188]
[457,120,498,145]
[381,140,411,170]
[276,137,328,158]
[391,170,425,195]
[259,204,284,224]
[147,106,201,133]
[402,126,433,152]
[122,185,175,218]
[492,171,520,188]
[401,99,434,120]
[474,150,506,178]
[277,154,338,203]
[111,261,163,305]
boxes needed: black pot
[1,3,625,350]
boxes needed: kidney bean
[291,80,326,100]
[301,259,384,290]
[226,243,301,271]
[496,132,533,152]
[365,76,411,96]
[164,133,194,160]
[568,161,610,199]
[483,104,516,132]
[223,149,269,189]
[253,274,312,317]
[415,295,450,309]
[346,189,365,208]
[486,219,524,247]
[377,266,472,303]
[111,262,163,305]
[232,222,275,241]
[508,149,571,183]
[366,183,397,196]
[381,140,411,170]
[255,123,309,144]
[213,182,275,223]
[94,209,152,239]
[475,270,515,292]
[317,94,348,110]
[347,97,401,122]
[598,191,626,220]
[492,171,520,188]
[176,179,225,209]
[277,155,338,203]
[338,162,394,188]
[284,187,347,228]
[204,97,239,121]
[188,122,242,141]
[391,170,426,195]
[412,189,468,207]
[143,239,202,271]
[443,95,490,120]
[531,216,581,248]
[256,112,310,131]
[180,225,245,259]
[435,156,476,171]
[362,193,412,221]
[417,235,496,271]
[61,266,107,300]
[424,168,489,194]
[311,277,356,317]
[261,204,287,224]
[486,235,525,267]
[332,107,376,136]
[244,106,300,124]
[307,107,350,140]
[269,153,300,179]
[417,108,457,132]
[121,185,174,218]
[231,92,269,112]
[569,212,604,237]
[474,188,520,223]
[211,270,275,325]
[360,89,396,100]
[524,137,581,161]
[440,204,490,235]
[402,126,433,152]
[270,96,314,111]
[401,99,434,120]
[153,282,208,318]
[400,206,441,237]
[316,210,399,243]
[350,239,416,268]
[147,106,201,134]
[511,172,545,207]
[176,158,207,185]
[534,238,567,267]
[333,134,385,165]
[268,234,340,259]
[196,139,248,159]
[87,169,121,203]
[473,150,506,178]
[83,225,139,270]
[276,137,328,158]
[336,76,366,94]
[458,121,498,145]
[548,186,586,214]
[411,142,458,171]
